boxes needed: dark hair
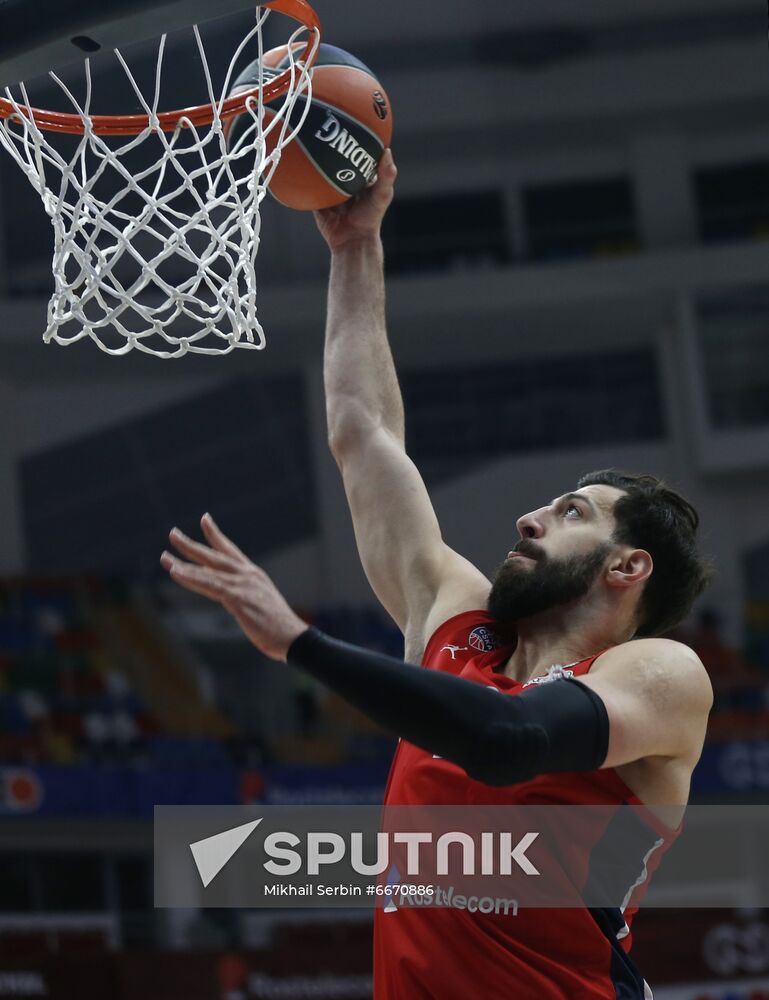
[576,469,712,637]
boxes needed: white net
[0,6,319,358]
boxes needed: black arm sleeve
[286,627,609,786]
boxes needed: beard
[487,539,612,625]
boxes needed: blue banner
[691,741,769,796]
[1,743,765,817]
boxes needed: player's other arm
[161,526,713,787]
[315,152,489,647]
[280,633,713,784]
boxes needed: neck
[501,602,634,684]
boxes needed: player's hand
[160,514,308,662]
[313,148,396,251]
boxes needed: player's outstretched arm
[314,152,489,653]
[160,517,606,784]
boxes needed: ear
[606,548,653,590]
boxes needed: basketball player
[160,151,714,998]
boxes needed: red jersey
[373,610,679,1000]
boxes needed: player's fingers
[369,169,395,208]
[160,552,233,602]
[168,527,236,571]
[380,148,397,179]
[200,513,247,560]
[373,149,396,189]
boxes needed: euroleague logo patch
[468,626,499,652]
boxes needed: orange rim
[0,0,321,136]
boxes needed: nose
[516,508,545,540]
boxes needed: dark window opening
[523,176,640,262]
[698,287,769,430]
[694,159,769,243]
[403,349,664,485]
[383,191,511,275]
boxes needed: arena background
[0,0,768,997]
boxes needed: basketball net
[0,4,320,358]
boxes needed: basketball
[226,43,393,211]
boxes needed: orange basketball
[227,43,393,211]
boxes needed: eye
[564,503,582,519]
